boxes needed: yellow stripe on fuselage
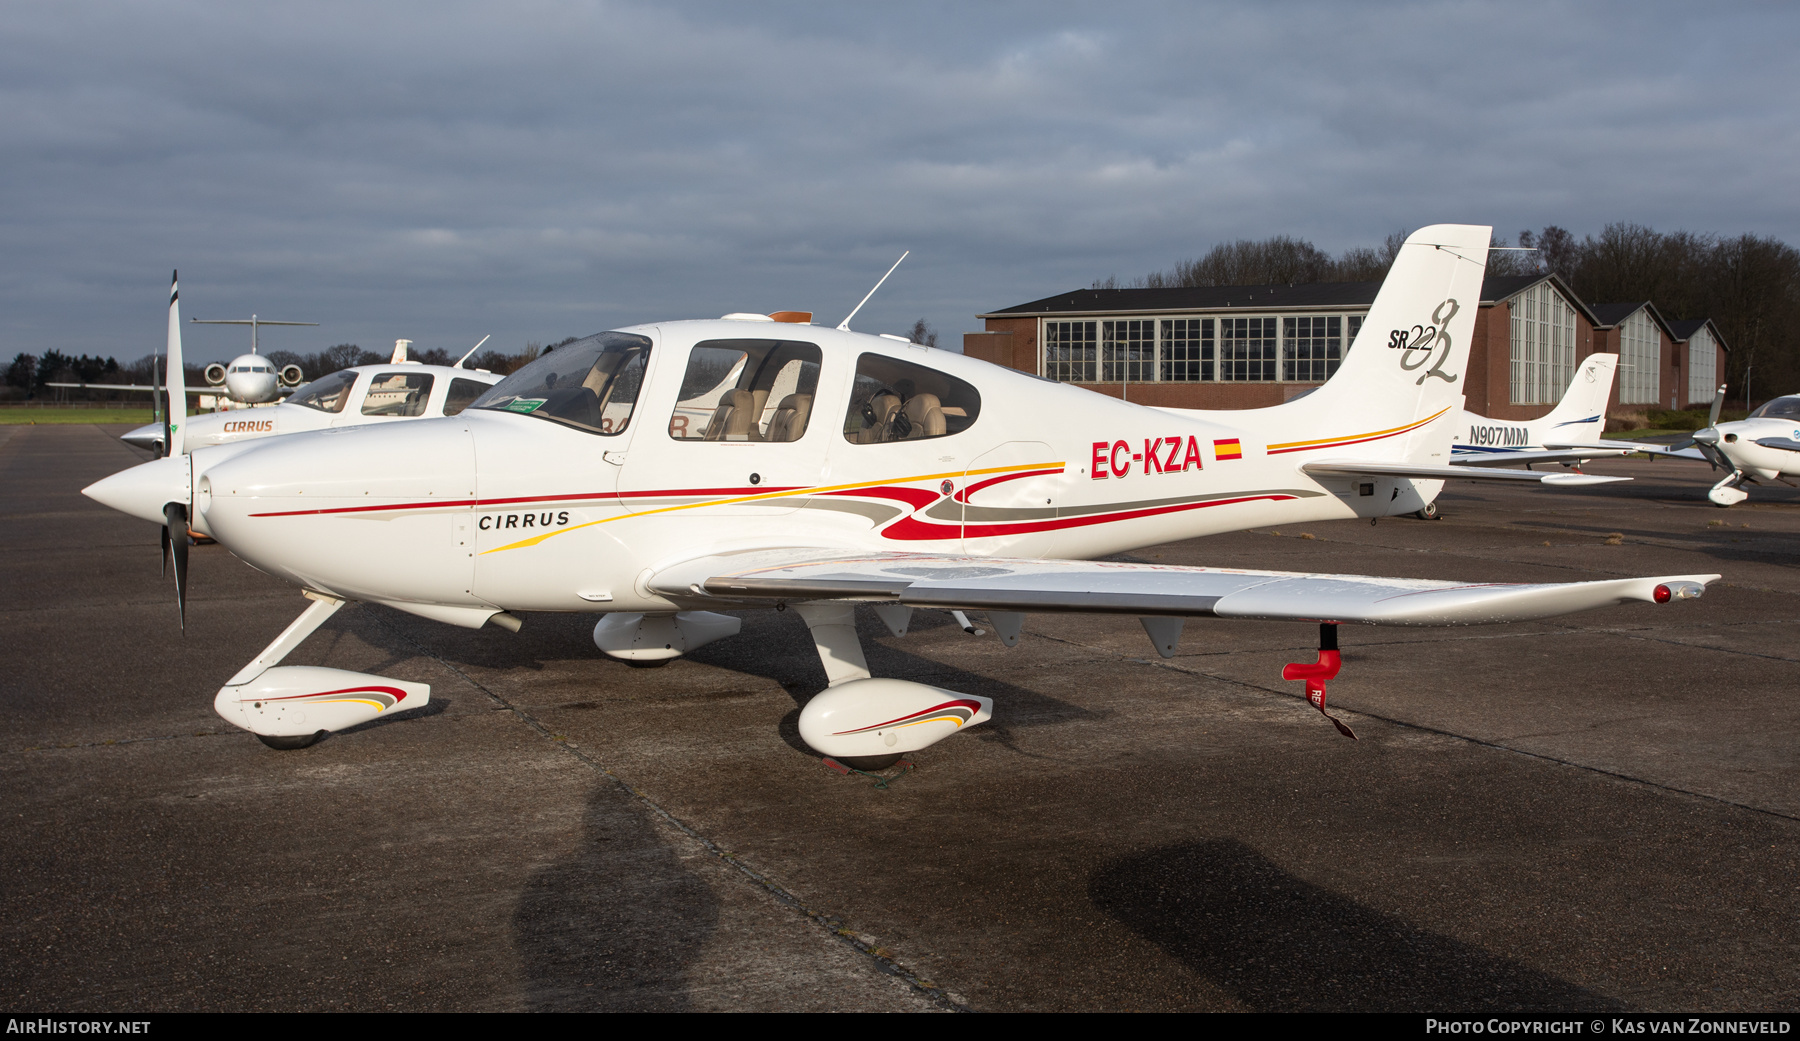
[1265,407,1450,452]
[479,460,1064,554]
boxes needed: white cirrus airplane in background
[1679,394,1800,506]
[121,336,503,454]
[86,230,1714,763]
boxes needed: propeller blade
[1707,383,1726,429]
[164,502,189,631]
[164,271,186,458]
[160,521,171,578]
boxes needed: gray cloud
[3,1,1795,363]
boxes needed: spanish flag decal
[1214,438,1243,461]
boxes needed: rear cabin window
[843,353,980,444]
[288,369,359,414]
[470,332,652,435]
[442,377,490,416]
[669,339,822,442]
[362,372,434,417]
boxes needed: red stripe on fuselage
[883,492,1299,540]
[247,486,798,518]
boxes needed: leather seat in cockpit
[900,393,946,439]
[541,387,601,430]
[702,389,761,441]
[765,393,812,442]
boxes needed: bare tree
[908,319,939,347]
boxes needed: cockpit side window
[842,353,980,444]
[287,369,359,414]
[442,377,490,416]
[470,332,653,435]
[668,339,822,442]
[1748,397,1800,419]
[362,372,434,417]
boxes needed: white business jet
[189,314,315,406]
[120,337,503,454]
[47,311,312,407]
[86,231,1714,763]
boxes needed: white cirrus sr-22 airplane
[86,228,1717,762]
[120,337,503,454]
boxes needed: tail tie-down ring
[1283,623,1356,740]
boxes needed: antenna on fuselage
[454,335,491,369]
[836,252,909,332]
[189,314,319,354]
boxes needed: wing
[1544,439,1709,461]
[650,548,1714,627]
[1449,448,1632,468]
[1300,460,1628,487]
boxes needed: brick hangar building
[965,273,1728,424]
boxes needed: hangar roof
[980,272,1598,322]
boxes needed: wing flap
[650,549,1716,627]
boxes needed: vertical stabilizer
[1538,353,1618,432]
[1273,224,1490,460]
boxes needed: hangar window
[1045,321,1097,382]
[1218,317,1278,381]
[1282,316,1342,382]
[843,353,980,444]
[288,369,359,413]
[668,339,822,442]
[1687,326,1718,407]
[1102,320,1155,382]
[1616,309,1661,405]
[1159,319,1214,382]
[362,372,434,417]
[471,331,652,435]
[1510,282,1577,405]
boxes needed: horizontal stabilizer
[1301,460,1628,486]
[649,549,1715,628]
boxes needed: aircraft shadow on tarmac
[1089,839,1630,1013]
[511,785,720,1011]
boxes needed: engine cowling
[213,665,430,738]
[798,678,992,759]
[592,611,741,662]
[279,364,304,386]
[204,363,227,386]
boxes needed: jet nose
[120,422,165,452]
[83,454,190,525]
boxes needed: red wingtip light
[1653,584,1672,604]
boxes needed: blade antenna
[836,251,909,332]
[454,335,491,369]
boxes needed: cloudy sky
[5,1,1796,365]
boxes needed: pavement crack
[365,607,968,1013]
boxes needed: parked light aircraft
[1682,394,1800,506]
[120,337,503,454]
[1450,353,1628,469]
[86,232,1715,763]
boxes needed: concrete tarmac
[2,423,1796,1012]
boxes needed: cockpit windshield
[1748,397,1800,420]
[470,331,653,435]
[287,369,359,413]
